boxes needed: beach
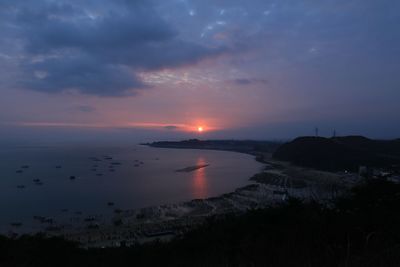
[1,145,263,239]
[21,150,360,248]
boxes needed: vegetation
[1,179,400,266]
[273,136,400,171]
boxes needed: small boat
[17,185,25,189]
[69,176,76,180]
[21,165,30,169]
[96,173,103,176]
[55,165,62,169]
[33,179,40,182]
[16,170,23,173]
[107,202,114,206]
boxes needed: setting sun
[197,126,204,132]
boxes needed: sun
[197,126,204,132]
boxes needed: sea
[0,144,263,233]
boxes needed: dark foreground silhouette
[1,179,399,267]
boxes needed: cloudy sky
[0,0,399,143]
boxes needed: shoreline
[5,144,360,247]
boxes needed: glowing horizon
[13,121,218,132]
[0,1,399,141]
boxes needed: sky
[0,0,399,143]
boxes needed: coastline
[26,143,359,248]
[42,146,271,247]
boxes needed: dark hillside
[273,136,400,171]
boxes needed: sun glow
[197,126,204,132]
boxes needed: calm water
[0,145,262,233]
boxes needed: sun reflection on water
[192,157,208,199]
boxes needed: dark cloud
[234,78,268,86]
[20,55,146,96]
[76,105,95,113]
[3,0,226,96]
[234,78,252,85]
[164,125,179,130]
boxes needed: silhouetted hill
[147,139,282,153]
[273,136,400,171]
[332,135,372,147]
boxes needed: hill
[273,136,400,171]
[146,139,282,154]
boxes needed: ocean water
[0,144,262,233]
